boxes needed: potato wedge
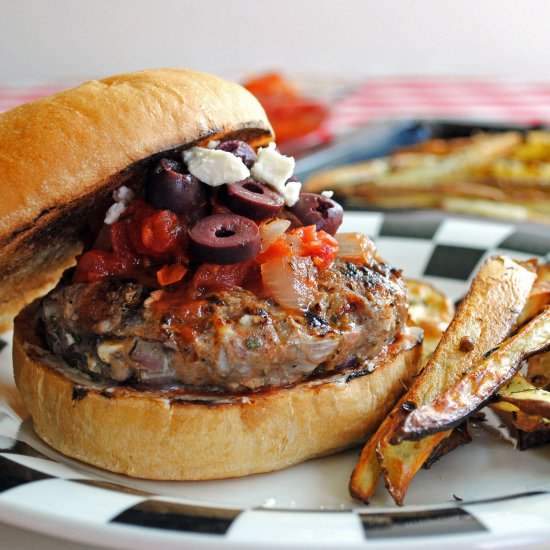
[304,130,550,222]
[492,371,550,418]
[349,256,536,505]
[305,132,521,194]
[527,351,550,390]
[422,421,472,469]
[513,410,550,432]
[515,281,550,328]
[406,279,455,364]
[348,413,392,503]
[492,407,550,450]
[395,308,550,439]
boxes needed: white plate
[1,211,550,550]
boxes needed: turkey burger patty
[40,257,408,391]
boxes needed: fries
[349,255,537,505]
[527,352,550,390]
[492,371,550,418]
[306,132,521,193]
[515,281,550,328]
[422,421,472,469]
[395,308,550,440]
[406,279,455,365]
[304,130,550,222]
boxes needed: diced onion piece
[261,255,317,310]
[300,333,340,364]
[259,218,291,252]
[335,233,376,263]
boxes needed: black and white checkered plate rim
[0,211,549,550]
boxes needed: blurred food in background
[243,72,329,154]
[305,130,550,223]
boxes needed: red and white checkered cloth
[0,82,77,113]
[2,78,550,135]
[326,78,550,134]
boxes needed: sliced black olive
[145,158,208,220]
[189,213,261,264]
[216,140,257,168]
[224,178,284,221]
[289,193,343,235]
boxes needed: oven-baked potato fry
[305,132,521,194]
[395,308,550,439]
[349,256,536,505]
[406,279,455,365]
[527,351,550,390]
[348,279,453,503]
[492,371,550,418]
[305,130,550,222]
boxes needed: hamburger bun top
[0,68,274,330]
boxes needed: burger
[5,68,421,480]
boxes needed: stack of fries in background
[306,130,550,223]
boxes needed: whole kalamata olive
[224,178,284,221]
[145,158,207,219]
[290,193,343,235]
[216,140,257,168]
[189,213,261,264]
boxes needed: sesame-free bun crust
[14,300,422,480]
[0,68,273,330]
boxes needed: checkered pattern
[4,78,550,139]
[1,414,549,544]
[326,78,550,134]
[0,82,76,113]
[0,211,549,547]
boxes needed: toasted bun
[14,300,422,480]
[0,68,273,330]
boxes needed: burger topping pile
[74,140,343,291]
[40,139,408,391]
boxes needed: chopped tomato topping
[256,225,338,270]
[141,210,183,254]
[73,250,123,283]
[289,226,338,270]
[110,221,134,259]
[256,238,293,263]
[157,263,187,286]
[192,261,257,294]
[74,198,189,286]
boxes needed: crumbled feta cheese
[239,314,266,327]
[97,341,124,364]
[104,202,127,225]
[282,180,302,207]
[113,185,135,204]
[250,142,295,192]
[206,140,220,149]
[321,190,334,198]
[183,147,249,186]
[104,185,135,225]
[239,314,256,327]
[144,290,165,309]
